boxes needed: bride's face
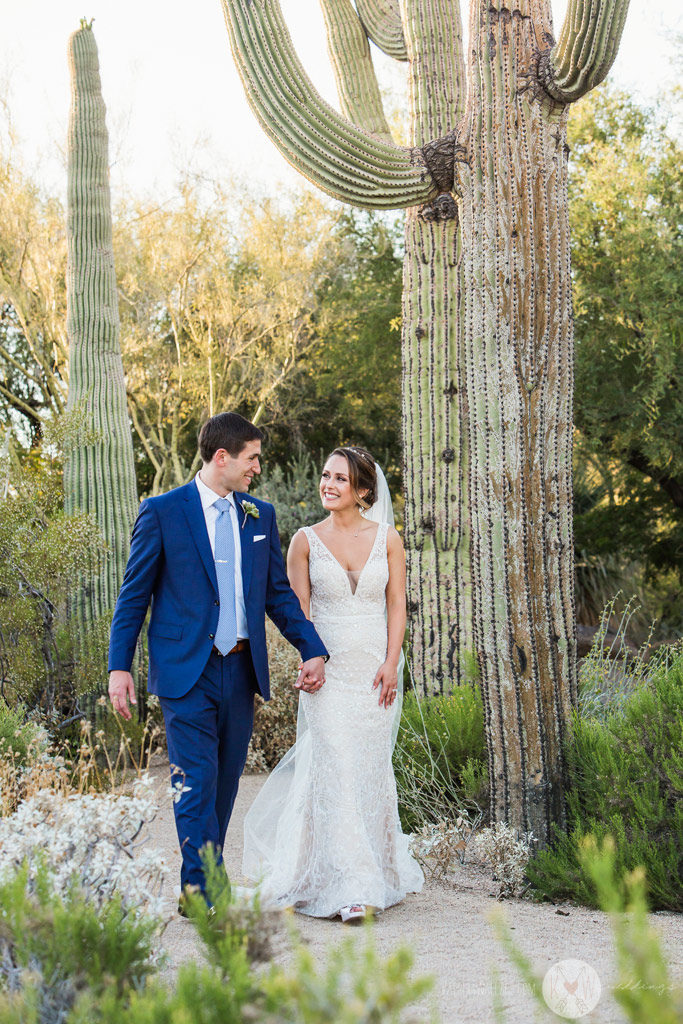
[320,455,358,512]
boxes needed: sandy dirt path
[147,771,682,1023]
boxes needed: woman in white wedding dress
[242,446,423,921]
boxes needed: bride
[242,445,423,922]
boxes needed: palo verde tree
[220,0,629,842]
[64,24,138,665]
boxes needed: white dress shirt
[194,473,249,640]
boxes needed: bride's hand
[373,661,398,709]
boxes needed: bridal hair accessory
[240,500,260,529]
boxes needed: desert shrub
[182,848,286,970]
[0,441,106,717]
[527,645,683,911]
[0,712,163,817]
[65,848,434,1023]
[0,703,46,766]
[469,822,536,899]
[577,595,677,721]
[409,815,481,881]
[246,620,300,771]
[0,862,160,1023]
[0,772,169,920]
[261,937,435,1023]
[393,682,488,832]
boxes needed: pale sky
[1,1,679,204]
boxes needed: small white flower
[169,780,192,804]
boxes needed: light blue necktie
[213,497,238,655]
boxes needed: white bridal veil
[241,461,405,885]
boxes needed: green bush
[67,849,434,1023]
[393,683,488,832]
[0,863,160,1021]
[261,937,435,1023]
[527,648,683,911]
[0,703,45,766]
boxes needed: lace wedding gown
[242,521,423,917]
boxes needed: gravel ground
[146,769,682,1023]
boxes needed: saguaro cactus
[64,25,138,648]
[220,0,629,842]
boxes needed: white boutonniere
[241,500,260,529]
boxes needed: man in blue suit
[108,412,327,905]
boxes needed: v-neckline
[309,523,382,598]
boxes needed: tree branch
[538,0,631,104]
[0,381,43,424]
[220,0,435,209]
[355,0,407,61]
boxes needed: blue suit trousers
[160,646,257,893]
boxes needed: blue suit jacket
[108,481,328,700]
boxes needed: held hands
[373,660,399,709]
[108,671,137,720]
[295,656,326,694]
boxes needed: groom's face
[216,439,262,493]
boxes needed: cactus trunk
[64,26,138,691]
[220,0,629,842]
[453,0,579,837]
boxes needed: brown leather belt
[212,639,249,657]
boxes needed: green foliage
[64,848,433,1023]
[490,836,683,1024]
[527,647,683,911]
[0,703,45,765]
[181,847,284,972]
[394,681,488,832]
[261,937,435,1023]
[0,862,159,1020]
[72,962,260,1024]
[570,85,683,601]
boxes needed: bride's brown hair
[329,446,377,510]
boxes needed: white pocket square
[253,534,266,542]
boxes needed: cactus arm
[220,0,435,209]
[319,0,393,142]
[354,0,407,61]
[401,0,467,146]
[539,0,631,103]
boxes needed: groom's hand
[295,656,325,693]
[108,670,137,720]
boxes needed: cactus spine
[220,0,629,842]
[64,27,138,646]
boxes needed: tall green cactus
[220,0,629,843]
[64,25,138,673]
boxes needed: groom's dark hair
[199,412,263,462]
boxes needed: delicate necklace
[330,516,364,539]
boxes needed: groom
[108,412,328,902]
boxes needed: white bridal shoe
[339,904,366,923]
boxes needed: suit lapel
[182,481,218,593]
[234,492,254,599]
